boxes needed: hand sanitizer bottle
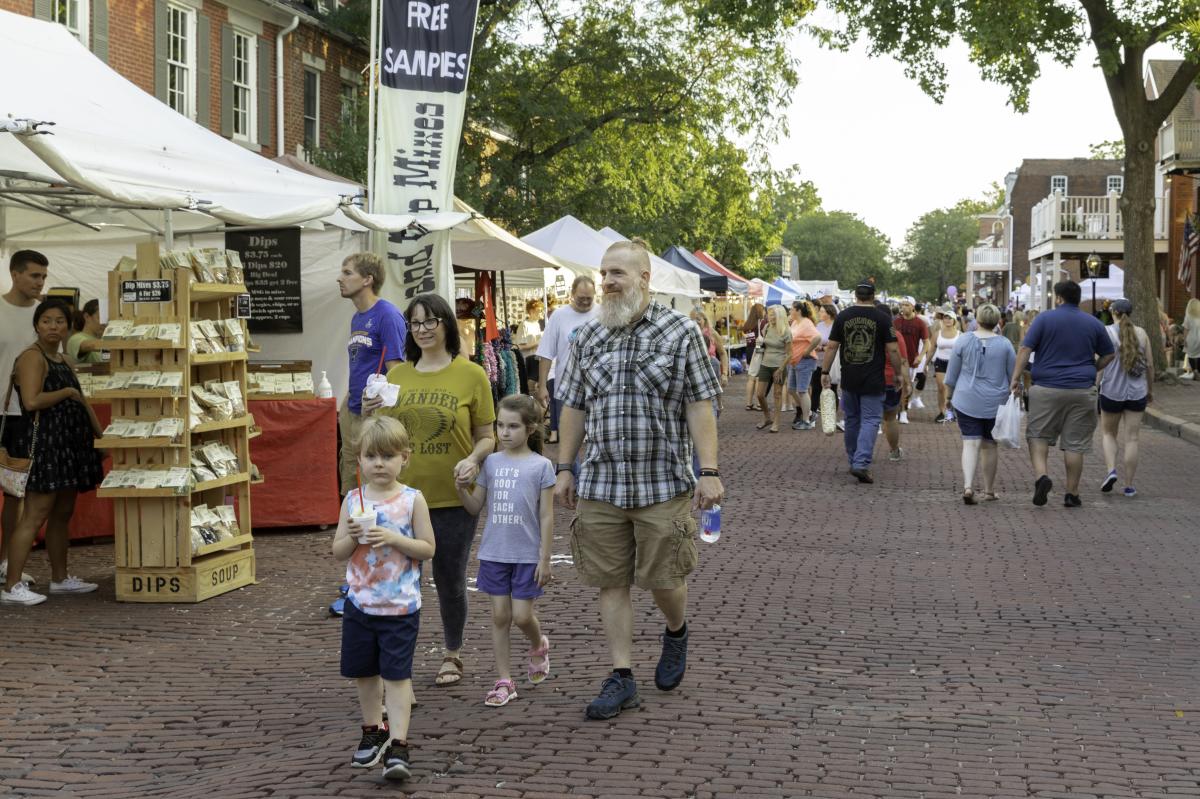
[317,371,333,399]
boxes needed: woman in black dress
[1,300,103,606]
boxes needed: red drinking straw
[374,346,387,375]
[356,466,365,513]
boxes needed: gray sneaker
[888,448,904,462]
[585,673,640,720]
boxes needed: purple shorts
[477,560,544,600]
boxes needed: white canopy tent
[522,216,704,301]
[0,10,595,396]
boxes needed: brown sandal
[435,655,463,686]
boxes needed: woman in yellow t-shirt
[363,293,496,688]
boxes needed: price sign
[553,273,568,299]
[225,228,303,333]
[121,279,173,304]
[236,293,252,319]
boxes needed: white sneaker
[0,559,34,585]
[1,581,47,606]
[835,420,846,432]
[49,575,98,594]
[910,395,925,409]
[898,412,910,425]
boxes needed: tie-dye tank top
[344,486,423,616]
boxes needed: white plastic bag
[993,392,1024,449]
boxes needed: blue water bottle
[700,504,721,543]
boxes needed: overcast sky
[767,36,1180,247]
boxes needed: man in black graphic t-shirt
[821,281,906,484]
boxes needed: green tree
[690,0,1200,370]
[895,206,981,302]
[317,0,808,276]
[1089,139,1126,160]
[782,210,892,288]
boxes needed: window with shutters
[1107,175,1124,195]
[166,4,196,119]
[1050,175,1068,194]
[303,69,320,154]
[232,30,257,142]
[52,0,89,45]
[340,82,358,126]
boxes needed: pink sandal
[528,635,550,684]
[484,679,518,707]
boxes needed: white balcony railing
[967,247,1009,270]
[1162,119,1200,163]
[1030,191,1167,246]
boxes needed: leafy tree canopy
[782,210,893,289]
[318,0,821,275]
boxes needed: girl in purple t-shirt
[456,395,555,707]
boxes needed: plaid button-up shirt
[555,302,721,509]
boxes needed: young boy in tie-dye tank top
[332,417,435,782]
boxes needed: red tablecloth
[1,398,339,540]
[247,398,340,528]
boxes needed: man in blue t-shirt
[337,252,406,494]
[1010,279,1114,509]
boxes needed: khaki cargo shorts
[338,401,365,494]
[1026,384,1098,453]
[570,493,698,590]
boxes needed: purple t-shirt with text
[347,299,407,413]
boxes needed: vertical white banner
[373,0,480,304]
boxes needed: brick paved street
[3,376,1200,798]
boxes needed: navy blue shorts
[340,601,419,680]
[884,386,902,411]
[477,560,544,600]
[954,410,996,441]
[1099,394,1148,414]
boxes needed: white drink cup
[350,502,376,544]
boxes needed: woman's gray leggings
[428,506,479,651]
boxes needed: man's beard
[598,283,644,328]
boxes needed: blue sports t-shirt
[1022,304,1113,389]
[347,299,407,413]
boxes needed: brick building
[1149,60,1200,321]
[0,0,367,160]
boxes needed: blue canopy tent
[661,245,744,293]
[763,285,799,307]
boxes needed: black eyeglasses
[411,318,443,332]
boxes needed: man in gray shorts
[1010,280,1114,507]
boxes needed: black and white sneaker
[350,725,390,768]
[1100,469,1118,493]
[382,741,411,781]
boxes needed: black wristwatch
[556,463,575,474]
[698,468,720,478]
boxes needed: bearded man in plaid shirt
[554,239,724,720]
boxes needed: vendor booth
[0,11,586,601]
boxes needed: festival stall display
[96,242,255,602]
[246,361,316,400]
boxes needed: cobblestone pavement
[3,377,1199,798]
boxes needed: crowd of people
[734,280,1159,503]
[0,238,1179,785]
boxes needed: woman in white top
[926,305,960,423]
[1098,299,1153,498]
[515,298,544,396]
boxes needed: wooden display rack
[101,242,255,602]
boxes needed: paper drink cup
[351,503,376,544]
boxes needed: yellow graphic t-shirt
[383,356,496,509]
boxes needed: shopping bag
[993,392,1024,449]
[820,385,838,435]
[748,349,763,379]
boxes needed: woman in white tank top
[925,307,960,423]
